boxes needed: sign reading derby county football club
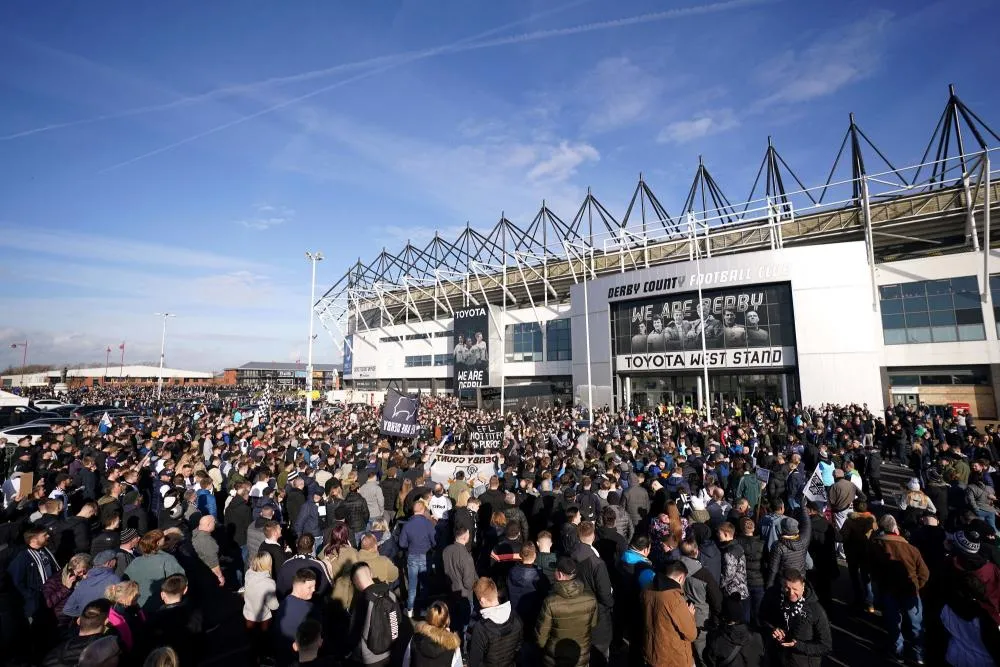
[379,388,419,437]
[429,453,499,485]
[454,306,490,390]
[612,283,797,371]
[605,263,790,301]
[470,421,504,450]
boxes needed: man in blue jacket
[63,550,122,617]
[399,499,436,615]
[7,525,59,624]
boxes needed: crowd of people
[0,386,998,667]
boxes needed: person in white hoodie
[243,552,280,629]
[468,576,523,667]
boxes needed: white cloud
[582,56,665,133]
[236,203,295,231]
[527,141,600,183]
[754,11,893,108]
[657,109,740,144]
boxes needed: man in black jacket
[760,569,832,667]
[339,483,370,544]
[469,576,523,667]
[225,481,253,565]
[572,521,614,663]
[41,600,115,667]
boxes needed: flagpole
[105,346,111,380]
[10,341,28,388]
[119,342,125,379]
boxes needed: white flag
[99,412,113,433]
[803,465,828,503]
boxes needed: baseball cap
[93,550,118,567]
[556,556,577,577]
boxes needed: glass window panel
[929,310,956,325]
[880,299,903,314]
[905,312,930,327]
[888,374,920,385]
[930,326,958,342]
[955,308,984,325]
[953,293,980,309]
[951,276,979,293]
[926,294,953,311]
[901,283,926,298]
[925,279,953,295]
[903,296,927,313]
[958,324,986,341]
[990,274,1000,292]
[883,329,907,345]
[905,327,932,344]
[879,285,902,299]
[881,313,905,329]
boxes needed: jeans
[748,586,765,627]
[882,594,923,661]
[976,510,997,531]
[406,553,429,612]
[848,561,873,607]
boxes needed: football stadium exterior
[317,87,1000,418]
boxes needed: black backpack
[365,588,401,655]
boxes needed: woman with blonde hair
[402,600,463,667]
[243,552,279,629]
[105,580,144,651]
[455,488,471,509]
[397,478,414,518]
[143,646,179,667]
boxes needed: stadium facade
[317,87,1000,419]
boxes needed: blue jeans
[848,561,873,607]
[406,553,429,612]
[882,594,923,661]
[976,510,997,531]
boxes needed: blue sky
[1,0,997,371]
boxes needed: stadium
[316,85,1000,419]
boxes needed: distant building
[230,362,340,389]
[0,365,214,389]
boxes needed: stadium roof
[238,362,341,371]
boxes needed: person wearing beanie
[115,528,140,577]
[766,507,812,588]
[944,530,1000,625]
[705,594,764,667]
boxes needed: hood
[621,549,651,566]
[508,564,541,587]
[553,579,585,599]
[649,573,683,593]
[480,601,513,625]
[721,622,754,644]
[87,567,119,582]
[414,622,461,653]
[246,569,272,583]
[679,555,703,575]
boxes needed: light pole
[104,346,111,380]
[9,341,28,388]
[305,251,323,421]
[153,313,176,400]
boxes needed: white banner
[428,453,498,485]
[803,465,828,503]
[616,346,795,372]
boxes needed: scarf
[781,595,807,629]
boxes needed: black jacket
[224,496,253,547]
[41,633,108,667]
[760,584,832,667]
[146,598,204,667]
[90,530,120,557]
[339,491,370,533]
[52,516,91,564]
[468,603,523,667]
[571,542,614,649]
[736,534,765,590]
[705,622,764,667]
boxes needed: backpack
[365,588,401,655]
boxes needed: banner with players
[470,421,504,450]
[454,306,490,390]
[611,282,797,370]
[428,453,498,484]
[379,388,419,437]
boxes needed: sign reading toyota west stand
[454,306,490,390]
[612,282,797,371]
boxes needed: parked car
[0,422,55,445]
[0,405,60,429]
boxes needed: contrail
[98,0,772,173]
[2,0,590,142]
